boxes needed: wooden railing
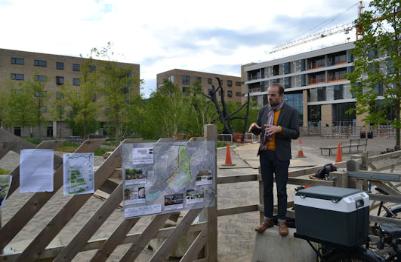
[0,126,218,262]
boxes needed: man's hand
[248,122,261,133]
[265,125,282,136]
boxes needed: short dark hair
[269,83,284,95]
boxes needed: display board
[122,139,216,218]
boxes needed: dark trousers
[259,150,289,220]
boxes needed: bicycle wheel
[324,247,383,262]
[385,204,401,218]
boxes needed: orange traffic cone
[335,143,343,163]
[297,139,305,158]
[222,144,235,166]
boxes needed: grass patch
[216,141,231,148]
[24,137,42,145]
[94,147,109,156]
[0,168,10,175]
[56,141,80,153]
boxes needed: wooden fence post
[258,167,264,224]
[205,124,218,262]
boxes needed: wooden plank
[205,124,217,262]
[120,214,170,262]
[217,174,258,184]
[368,193,401,203]
[288,177,334,186]
[217,205,259,217]
[7,140,65,197]
[149,208,203,261]
[15,140,122,262]
[54,182,123,262]
[349,171,401,182]
[0,139,104,251]
[372,181,401,195]
[368,150,401,162]
[0,128,34,159]
[180,229,207,262]
[0,223,206,262]
[370,215,401,226]
[90,218,140,262]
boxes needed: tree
[60,65,99,138]
[186,81,218,136]
[89,44,141,139]
[348,0,401,149]
[1,80,45,137]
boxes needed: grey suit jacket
[251,103,300,161]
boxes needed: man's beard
[269,101,279,106]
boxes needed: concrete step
[252,227,316,262]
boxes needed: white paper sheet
[20,149,54,193]
[63,153,94,196]
[132,147,153,164]
[124,204,161,218]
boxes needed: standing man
[249,83,299,236]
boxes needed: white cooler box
[294,186,369,247]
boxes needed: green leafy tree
[1,80,46,137]
[61,64,99,138]
[348,0,401,148]
[89,44,141,139]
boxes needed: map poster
[122,139,216,219]
[63,153,94,196]
[0,175,12,207]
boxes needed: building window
[56,62,64,70]
[308,105,321,125]
[284,92,303,126]
[34,59,47,67]
[284,77,292,89]
[14,127,21,136]
[208,78,212,84]
[284,62,291,74]
[73,78,80,86]
[333,102,356,125]
[317,87,326,101]
[273,65,280,76]
[334,85,344,100]
[328,69,347,82]
[235,92,242,97]
[72,63,80,72]
[10,73,24,80]
[227,90,233,97]
[327,51,347,66]
[11,57,24,65]
[56,76,64,85]
[227,80,233,87]
[182,75,190,85]
[307,56,325,69]
[194,76,202,83]
[235,81,241,87]
[375,82,384,96]
[89,65,96,72]
[35,75,47,82]
[182,86,190,95]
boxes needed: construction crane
[269,1,363,54]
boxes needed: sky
[0,0,363,97]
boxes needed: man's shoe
[278,222,289,237]
[255,219,274,233]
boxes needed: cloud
[0,0,360,97]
